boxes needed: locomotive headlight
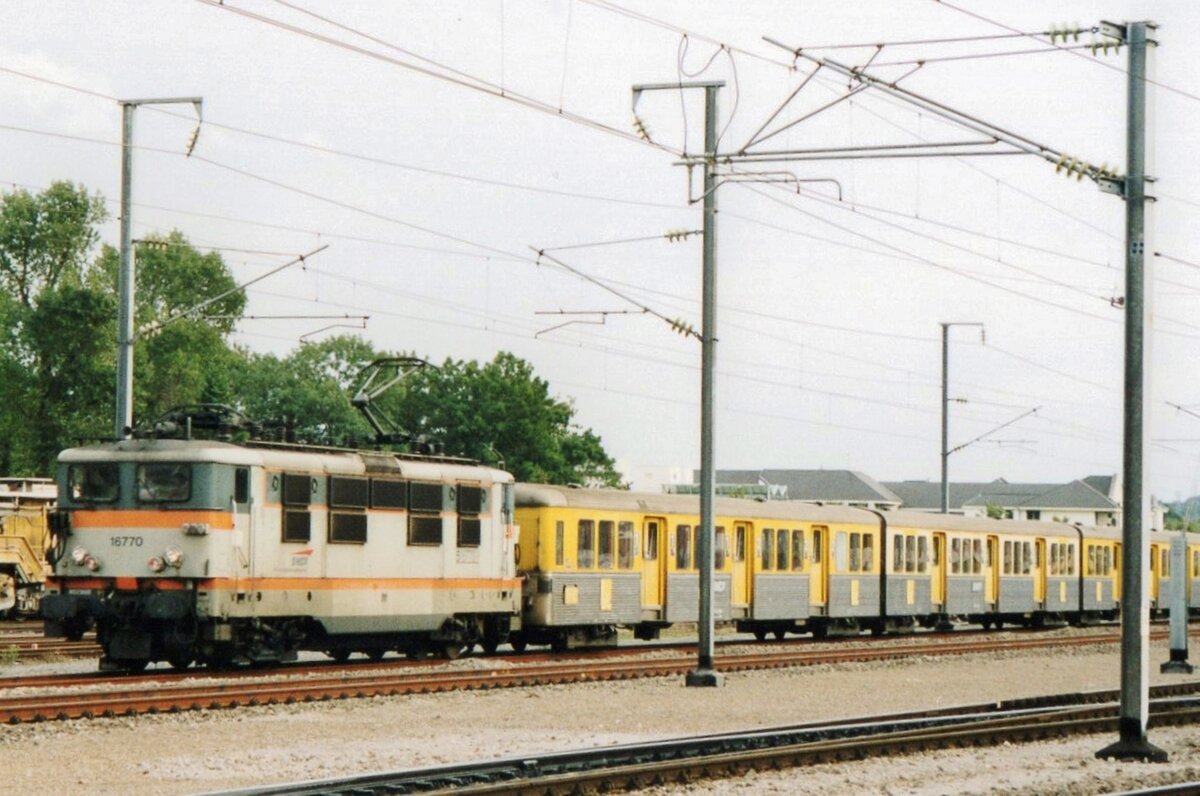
[163,547,184,569]
[71,546,89,566]
[147,556,166,573]
[82,555,101,572]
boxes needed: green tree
[0,182,106,308]
[388,351,622,487]
[91,232,247,424]
[233,337,378,445]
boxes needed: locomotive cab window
[234,468,250,504]
[68,463,120,503]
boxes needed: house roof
[961,480,1117,511]
[706,469,901,504]
[1083,474,1114,497]
[882,480,996,510]
[883,477,1120,512]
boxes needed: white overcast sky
[4,1,1200,499]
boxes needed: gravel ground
[2,634,1199,795]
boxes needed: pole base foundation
[685,668,724,688]
[1160,659,1195,674]
[1096,734,1169,763]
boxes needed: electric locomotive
[41,406,520,671]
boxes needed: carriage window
[644,521,658,561]
[371,479,408,509]
[283,473,312,506]
[555,521,565,566]
[329,476,368,508]
[812,528,823,563]
[597,521,614,569]
[792,531,805,571]
[329,475,369,545]
[694,527,702,571]
[950,539,961,574]
[1087,546,1096,576]
[1161,548,1170,578]
[893,535,905,573]
[917,536,929,574]
[69,463,120,503]
[618,521,636,569]
[1103,547,1113,576]
[905,535,917,573]
[835,531,848,572]
[283,509,311,543]
[735,526,746,562]
[777,529,790,571]
[676,524,691,570]
[715,527,728,570]
[849,532,860,572]
[1067,543,1076,576]
[408,481,444,546]
[762,529,775,571]
[282,472,312,543]
[578,520,596,568]
[862,534,874,571]
[1022,542,1033,575]
[136,463,191,503]
[1049,544,1059,576]
[972,540,983,574]
[1194,550,1200,578]
[931,536,940,567]
[329,512,367,544]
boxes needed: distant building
[882,474,1164,530]
[671,469,901,511]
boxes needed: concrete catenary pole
[687,82,723,688]
[113,96,202,440]
[114,102,136,439]
[1097,20,1164,763]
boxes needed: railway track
[0,626,1189,725]
[0,634,99,662]
[205,687,1200,796]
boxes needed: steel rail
[0,628,1188,725]
[202,697,1200,795]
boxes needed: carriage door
[930,533,946,609]
[641,517,666,614]
[1034,539,1047,606]
[730,522,750,610]
[986,536,1000,607]
[810,526,828,608]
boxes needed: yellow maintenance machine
[0,477,56,618]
